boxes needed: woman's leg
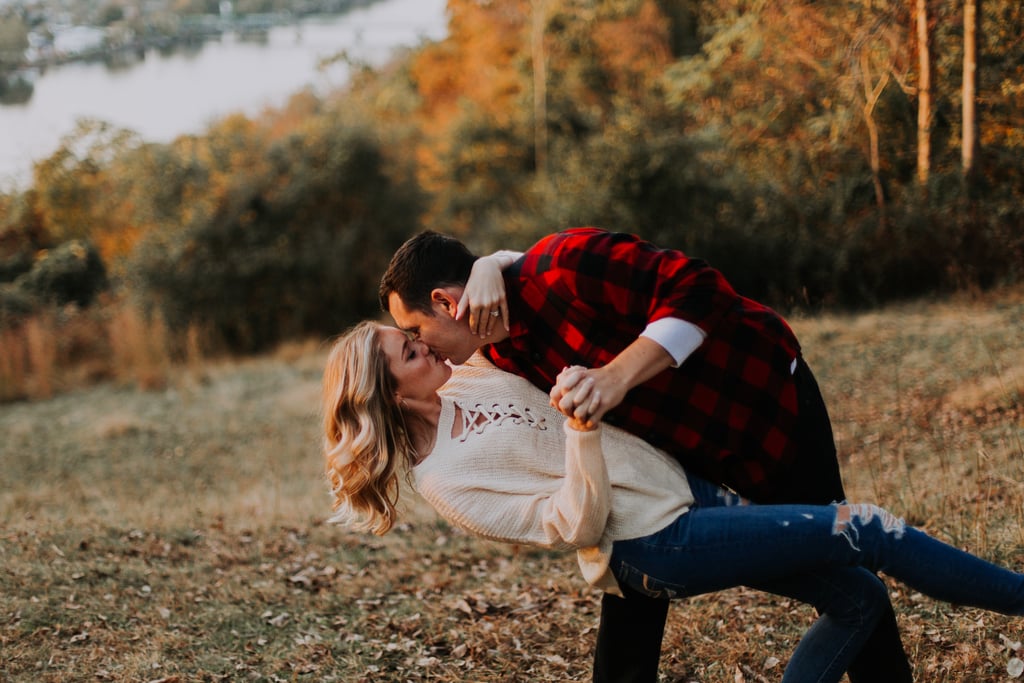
[611,500,1024,617]
[768,358,913,683]
[681,475,893,683]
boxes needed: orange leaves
[412,0,529,129]
[408,0,684,230]
[591,0,674,97]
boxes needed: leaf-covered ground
[2,290,1023,681]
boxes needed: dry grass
[0,325,30,400]
[24,312,59,399]
[0,300,205,403]
[2,288,1023,681]
[106,306,172,391]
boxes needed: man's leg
[592,587,668,683]
[845,608,914,682]
[782,358,913,683]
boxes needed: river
[0,0,447,191]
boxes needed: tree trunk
[962,0,979,179]
[860,52,890,228]
[916,0,932,188]
[531,0,548,182]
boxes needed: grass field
[2,290,1023,682]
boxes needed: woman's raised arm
[456,250,522,336]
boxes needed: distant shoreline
[4,8,367,75]
[1,15,304,108]
[0,1,387,109]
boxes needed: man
[379,228,912,683]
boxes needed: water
[0,0,447,190]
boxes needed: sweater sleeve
[542,422,612,547]
[416,422,612,550]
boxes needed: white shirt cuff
[641,318,706,367]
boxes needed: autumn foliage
[0,0,1022,375]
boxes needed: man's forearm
[553,338,675,424]
[600,337,675,391]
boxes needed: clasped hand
[456,253,625,431]
[551,365,626,432]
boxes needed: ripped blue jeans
[611,475,1024,683]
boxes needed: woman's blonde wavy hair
[321,321,417,535]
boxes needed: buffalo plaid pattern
[483,228,803,500]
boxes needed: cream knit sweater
[412,353,694,596]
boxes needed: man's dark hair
[379,231,477,314]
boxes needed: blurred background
[2,3,1023,680]
[0,0,1022,400]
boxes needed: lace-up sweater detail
[455,402,547,441]
[412,352,695,596]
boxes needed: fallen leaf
[1009,657,1024,678]
[451,598,473,616]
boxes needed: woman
[321,321,1024,682]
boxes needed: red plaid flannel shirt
[483,228,803,500]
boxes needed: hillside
[2,289,1023,681]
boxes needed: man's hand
[551,365,626,426]
[550,338,675,425]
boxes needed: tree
[0,14,29,72]
[840,1,916,229]
[128,117,422,352]
[30,120,140,249]
[916,0,933,187]
[858,48,893,225]
[531,0,549,182]
[962,0,980,180]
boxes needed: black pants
[592,358,913,683]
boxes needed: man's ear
[430,288,460,319]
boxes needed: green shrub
[0,283,36,327]
[14,240,108,308]
[128,124,423,353]
[0,250,33,284]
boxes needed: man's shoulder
[526,227,611,253]
[518,228,620,276]
[525,228,656,264]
